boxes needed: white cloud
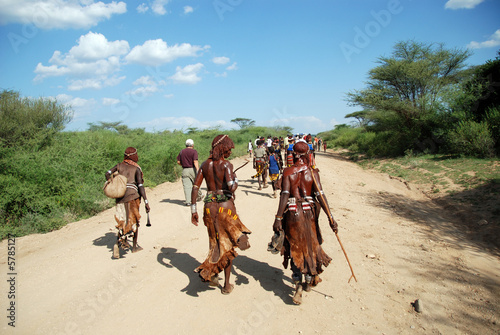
[55,94,96,119]
[133,75,158,86]
[69,31,130,61]
[444,0,484,9]
[0,0,127,29]
[34,32,128,90]
[125,39,209,66]
[269,107,332,134]
[169,63,204,84]
[67,75,125,91]
[102,97,120,105]
[137,3,149,13]
[151,0,169,15]
[213,56,230,65]
[467,29,500,49]
[183,6,193,14]
[126,75,165,96]
[226,62,238,71]
[126,85,159,96]
[164,93,174,99]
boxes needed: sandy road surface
[1,150,499,335]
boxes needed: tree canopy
[0,90,73,148]
[231,118,255,129]
[345,40,472,154]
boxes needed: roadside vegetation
[0,91,288,239]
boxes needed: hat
[186,139,194,146]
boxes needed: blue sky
[1,0,499,134]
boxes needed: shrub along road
[1,150,499,334]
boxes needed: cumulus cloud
[183,6,193,14]
[136,3,149,13]
[0,0,127,29]
[34,32,129,90]
[55,93,96,119]
[69,31,130,61]
[169,63,204,84]
[444,0,484,9]
[126,75,165,96]
[467,29,500,49]
[226,62,238,71]
[102,97,120,105]
[213,56,230,65]
[125,39,209,66]
[151,0,169,15]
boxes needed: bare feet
[221,284,234,295]
[293,283,303,305]
[132,245,143,253]
[237,234,250,250]
[209,275,219,287]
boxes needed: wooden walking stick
[309,168,357,283]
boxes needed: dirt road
[2,150,499,334]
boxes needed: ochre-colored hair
[124,147,138,162]
[293,141,310,165]
[211,134,234,160]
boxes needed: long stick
[233,160,249,173]
[309,167,357,283]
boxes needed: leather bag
[103,170,127,198]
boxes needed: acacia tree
[346,40,471,154]
[231,118,255,129]
[0,90,73,148]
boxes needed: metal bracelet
[191,204,197,214]
[227,180,234,186]
[144,199,149,204]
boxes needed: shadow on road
[233,255,295,305]
[157,247,215,297]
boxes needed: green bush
[447,120,495,158]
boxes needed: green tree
[345,110,371,127]
[346,40,471,155]
[231,118,255,129]
[448,51,500,154]
[0,90,73,148]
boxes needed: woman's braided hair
[211,134,234,160]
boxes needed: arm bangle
[275,215,283,220]
[144,199,149,204]
[193,185,199,189]
[191,204,197,214]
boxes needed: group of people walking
[105,133,337,305]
